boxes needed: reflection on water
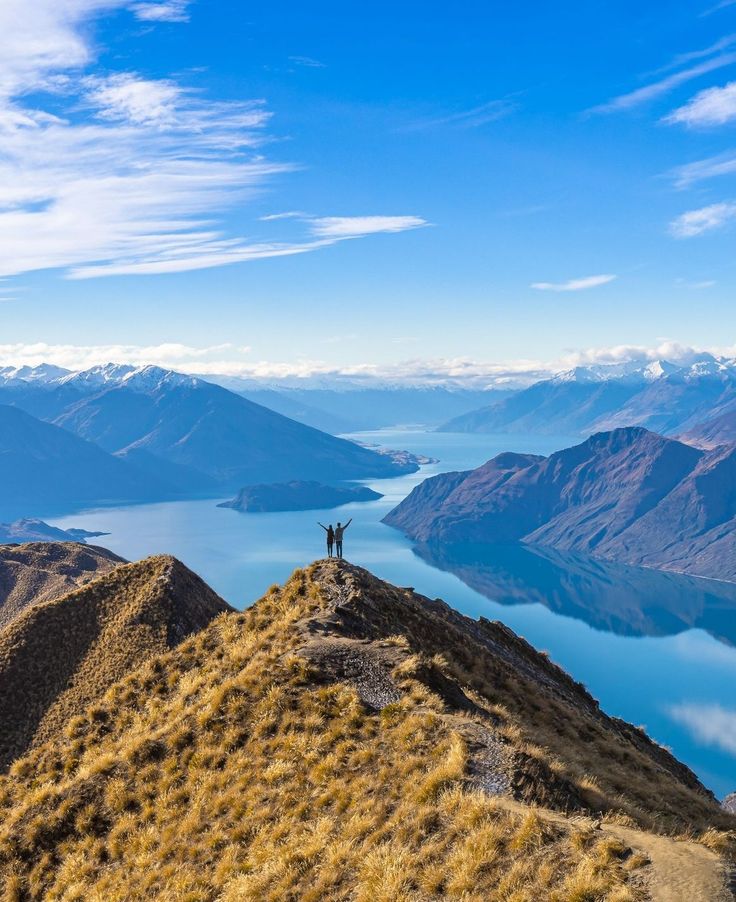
[415,542,736,646]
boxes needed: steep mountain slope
[440,378,640,435]
[439,356,736,437]
[0,542,124,631]
[0,555,231,770]
[385,426,736,579]
[53,367,419,489]
[0,405,173,517]
[683,399,736,447]
[0,560,730,900]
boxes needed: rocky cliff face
[385,426,736,580]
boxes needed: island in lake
[218,480,383,513]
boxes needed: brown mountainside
[0,554,231,771]
[0,542,125,631]
[0,559,731,900]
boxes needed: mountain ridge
[0,556,730,899]
[385,426,736,580]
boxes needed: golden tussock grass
[0,565,651,900]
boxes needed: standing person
[334,518,352,559]
[318,522,335,558]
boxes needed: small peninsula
[218,480,383,513]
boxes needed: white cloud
[308,216,429,239]
[669,702,736,756]
[669,151,736,187]
[84,73,183,125]
[5,339,736,388]
[531,274,617,292]
[666,80,736,126]
[669,201,736,237]
[0,4,425,280]
[591,54,736,113]
[131,1,191,22]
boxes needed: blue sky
[3,0,736,383]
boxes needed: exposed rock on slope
[218,480,382,512]
[0,554,231,770]
[385,426,736,580]
[0,542,124,631]
[0,560,730,900]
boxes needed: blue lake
[49,429,736,799]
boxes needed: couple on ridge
[318,519,352,559]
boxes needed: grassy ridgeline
[0,560,731,899]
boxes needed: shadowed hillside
[0,555,231,770]
[0,404,173,517]
[0,559,731,900]
[0,542,125,631]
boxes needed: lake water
[49,429,736,799]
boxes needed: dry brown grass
[0,542,123,631]
[0,564,653,900]
[0,554,231,770]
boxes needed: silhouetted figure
[334,519,352,559]
[318,522,335,558]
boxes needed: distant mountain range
[385,426,736,580]
[0,364,423,516]
[0,364,509,433]
[439,353,736,440]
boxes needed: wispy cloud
[669,151,736,187]
[676,278,717,288]
[650,34,736,74]
[406,99,517,131]
[669,702,736,756]
[702,0,736,16]
[591,54,736,113]
[0,2,426,280]
[531,274,617,292]
[669,201,736,236]
[308,216,429,239]
[131,1,191,22]
[665,80,736,126]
